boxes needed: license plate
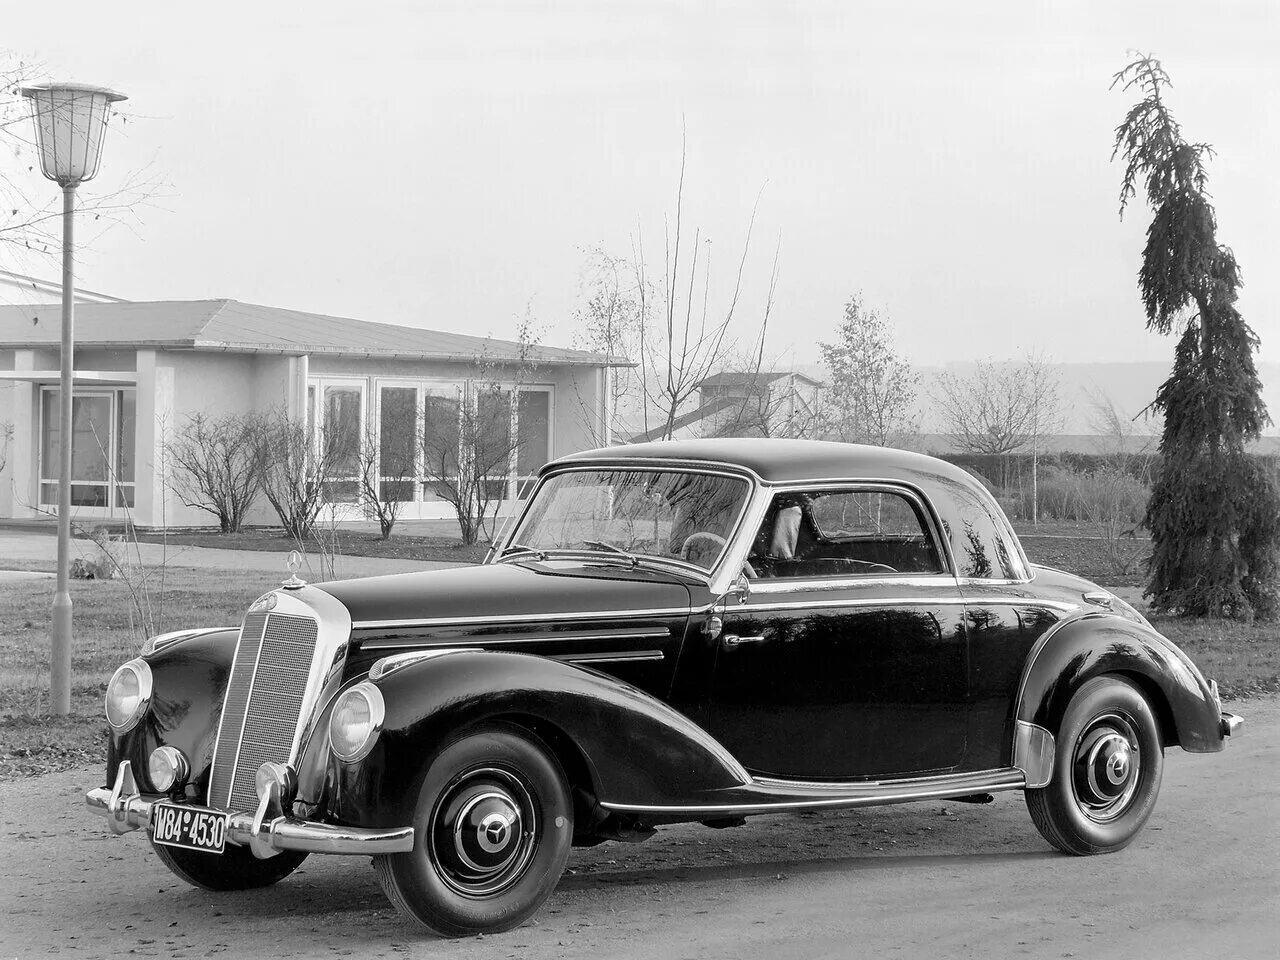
[151,802,228,854]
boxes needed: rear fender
[1015,612,1223,758]
[327,649,749,828]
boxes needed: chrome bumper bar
[86,761,414,858]
[1220,712,1243,738]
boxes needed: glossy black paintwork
[107,629,239,797]
[327,649,750,828]
[102,441,1230,831]
[335,561,695,703]
[710,579,969,778]
[1017,611,1224,753]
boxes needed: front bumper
[1220,712,1243,738]
[86,761,414,858]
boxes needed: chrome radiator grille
[208,610,319,813]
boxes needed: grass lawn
[0,568,277,779]
[132,528,489,565]
[1,525,1273,780]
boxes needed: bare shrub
[166,412,264,533]
[254,414,344,542]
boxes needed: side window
[748,489,943,579]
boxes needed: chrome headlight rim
[328,682,386,764]
[105,659,153,735]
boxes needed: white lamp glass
[20,83,128,186]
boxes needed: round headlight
[148,746,189,792]
[105,659,153,734]
[329,683,385,763]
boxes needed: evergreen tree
[1112,55,1279,619]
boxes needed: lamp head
[20,82,127,186]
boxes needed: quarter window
[748,488,943,579]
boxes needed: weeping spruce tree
[1113,55,1280,620]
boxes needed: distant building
[627,370,822,442]
[0,297,622,528]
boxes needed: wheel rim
[1071,712,1142,822]
[428,766,539,898]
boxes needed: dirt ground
[1,698,1275,960]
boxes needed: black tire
[373,725,573,937]
[151,840,307,891]
[1026,675,1164,855]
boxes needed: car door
[705,484,969,780]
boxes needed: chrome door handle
[722,634,765,648]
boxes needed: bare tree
[421,317,545,545]
[1,56,161,273]
[355,402,418,540]
[166,412,263,533]
[568,248,647,445]
[817,293,918,447]
[254,413,345,542]
[932,356,1061,456]
[0,419,11,475]
[570,134,779,443]
[933,355,1061,522]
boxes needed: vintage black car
[90,439,1241,936]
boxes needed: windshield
[507,468,751,572]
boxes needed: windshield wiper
[498,543,546,562]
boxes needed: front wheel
[152,840,307,890]
[1026,675,1163,855]
[373,725,573,937]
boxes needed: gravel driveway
[2,699,1275,960]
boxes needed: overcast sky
[4,1,1276,369]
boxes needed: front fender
[1016,612,1223,754]
[107,628,240,798]
[328,649,750,829]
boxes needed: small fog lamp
[105,659,153,734]
[147,746,189,792]
[328,683,385,763]
[254,761,296,802]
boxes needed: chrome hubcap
[430,767,537,897]
[1072,713,1141,822]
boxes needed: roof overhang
[0,370,138,385]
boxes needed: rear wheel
[152,840,307,890]
[1026,676,1163,855]
[373,725,573,937]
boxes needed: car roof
[551,438,981,488]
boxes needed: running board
[599,767,1026,818]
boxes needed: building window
[309,376,553,508]
[39,387,136,512]
[314,380,364,502]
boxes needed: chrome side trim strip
[1012,720,1056,788]
[599,767,1026,816]
[353,607,703,631]
[749,575,958,594]
[555,650,665,664]
[740,596,1079,615]
[361,632,673,652]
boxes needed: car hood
[318,559,696,632]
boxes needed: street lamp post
[21,82,127,715]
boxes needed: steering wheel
[679,532,727,563]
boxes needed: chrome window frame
[719,479,958,593]
[494,460,761,591]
